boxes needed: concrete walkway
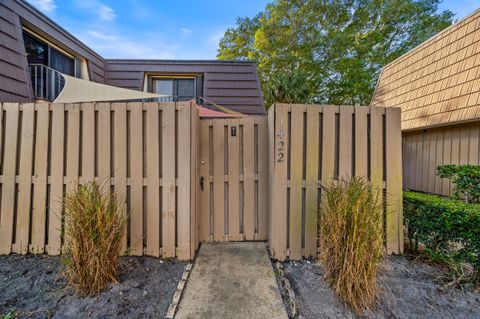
[175,242,288,319]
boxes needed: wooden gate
[198,117,268,242]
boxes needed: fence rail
[268,104,403,261]
[0,102,198,260]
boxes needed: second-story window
[152,78,196,102]
[23,30,75,77]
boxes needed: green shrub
[62,181,126,295]
[404,191,480,283]
[319,177,384,315]
[437,164,480,203]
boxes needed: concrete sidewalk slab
[175,242,288,319]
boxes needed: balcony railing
[29,64,66,102]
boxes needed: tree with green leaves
[218,0,453,107]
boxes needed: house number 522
[277,127,285,163]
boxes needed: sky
[27,0,479,60]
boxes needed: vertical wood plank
[162,104,176,257]
[0,104,19,254]
[289,106,304,259]
[228,119,240,241]
[402,134,409,189]
[129,103,143,256]
[339,105,354,178]
[442,130,452,196]
[354,106,369,177]
[66,104,80,196]
[31,103,49,253]
[48,104,64,255]
[459,127,469,164]
[304,105,320,257]
[273,104,289,260]
[409,133,419,190]
[64,104,81,256]
[145,103,160,257]
[199,120,211,242]
[177,102,191,259]
[450,128,460,194]
[113,103,128,253]
[322,106,337,184]
[257,117,268,240]
[421,132,429,192]
[82,103,95,180]
[15,103,35,254]
[386,107,403,254]
[370,107,384,193]
[414,133,423,191]
[434,130,444,195]
[213,120,225,241]
[97,103,111,183]
[268,106,275,247]
[468,125,479,164]
[321,105,337,258]
[427,131,437,194]
[190,104,199,258]
[243,119,255,240]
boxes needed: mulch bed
[284,255,480,319]
[0,254,186,319]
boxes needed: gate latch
[200,176,204,191]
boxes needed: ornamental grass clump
[319,177,384,315]
[62,181,126,295]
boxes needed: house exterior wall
[105,60,265,115]
[0,1,265,115]
[0,0,106,102]
[372,9,480,131]
[402,121,480,196]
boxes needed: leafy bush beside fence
[403,191,480,282]
[437,164,480,203]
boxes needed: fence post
[386,107,403,254]
[269,104,289,261]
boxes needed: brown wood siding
[0,1,31,102]
[403,122,480,195]
[372,10,480,131]
[106,60,265,115]
[0,0,106,102]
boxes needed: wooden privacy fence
[0,102,403,261]
[0,102,199,260]
[268,104,403,261]
[198,117,268,242]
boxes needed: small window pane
[176,79,195,100]
[154,79,174,102]
[50,47,75,76]
[23,31,48,65]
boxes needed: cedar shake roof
[371,9,480,131]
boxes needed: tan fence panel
[268,104,403,261]
[0,102,198,260]
[198,116,268,243]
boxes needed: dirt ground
[284,255,480,319]
[0,254,186,319]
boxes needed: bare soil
[0,254,186,319]
[284,255,480,319]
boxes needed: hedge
[437,164,480,203]
[403,191,480,281]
